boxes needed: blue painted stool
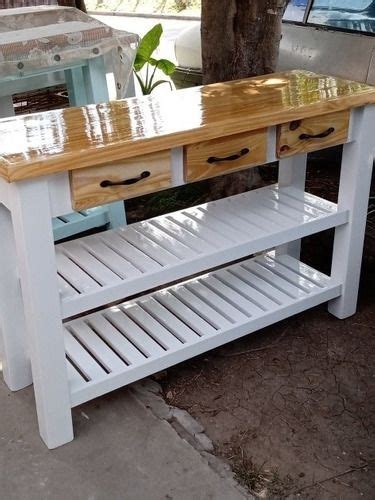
[0,56,127,240]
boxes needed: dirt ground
[126,150,375,499]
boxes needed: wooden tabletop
[1,70,375,182]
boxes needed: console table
[0,70,374,449]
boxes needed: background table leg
[82,56,127,229]
[10,179,73,448]
[65,66,88,107]
[0,95,15,117]
[0,204,32,391]
[328,106,375,319]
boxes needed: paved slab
[0,381,246,500]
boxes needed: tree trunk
[201,0,288,198]
[201,0,288,84]
[57,0,87,12]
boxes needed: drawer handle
[299,127,335,140]
[207,148,250,164]
[100,171,151,188]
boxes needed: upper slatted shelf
[57,184,348,319]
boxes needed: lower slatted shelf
[57,184,347,318]
[65,252,341,407]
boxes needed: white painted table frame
[0,105,373,449]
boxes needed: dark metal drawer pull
[100,170,151,188]
[207,148,250,164]
[299,127,335,140]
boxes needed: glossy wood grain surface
[1,70,375,182]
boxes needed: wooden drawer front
[71,150,172,210]
[184,129,268,182]
[277,110,350,158]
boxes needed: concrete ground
[0,378,247,500]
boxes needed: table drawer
[184,129,268,182]
[70,150,172,210]
[277,110,350,158]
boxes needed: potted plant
[133,24,176,95]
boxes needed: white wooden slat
[60,240,122,286]
[245,260,307,299]
[168,211,232,246]
[185,280,249,324]
[226,196,285,232]
[154,290,218,337]
[134,222,198,260]
[56,249,101,293]
[104,308,165,358]
[256,254,318,293]
[124,304,183,350]
[203,199,268,235]
[68,320,126,373]
[214,269,276,312]
[80,237,142,279]
[100,231,162,272]
[253,191,311,223]
[196,204,255,240]
[278,186,337,214]
[274,254,330,287]
[229,266,292,306]
[87,314,146,365]
[148,218,213,253]
[171,286,233,330]
[185,206,247,243]
[57,274,79,300]
[239,262,299,302]
[201,275,255,318]
[138,296,200,344]
[231,194,296,229]
[63,327,107,381]
[265,189,329,219]
[66,359,86,392]
[117,226,183,264]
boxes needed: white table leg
[10,179,73,448]
[328,106,375,319]
[0,204,32,390]
[275,153,307,259]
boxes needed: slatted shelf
[64,252,341,407]
[56,184,348,319]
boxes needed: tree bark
[57,0,87,12]
[201,0,288,199]
[201,0,288,84]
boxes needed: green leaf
[134,24,163,72]
[149,79,173,93]
[149,58,176,76]
[133,70,149,95]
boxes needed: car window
[283,0,309,22]
[308,0,375,33]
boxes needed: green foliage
[133,24,176,95]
